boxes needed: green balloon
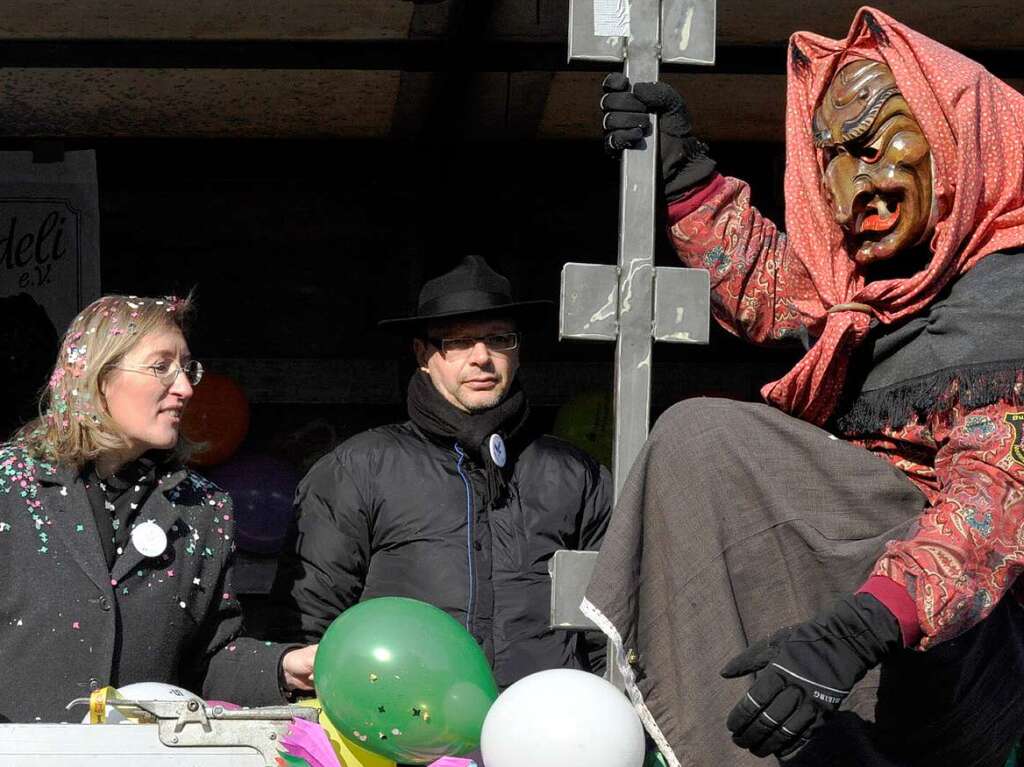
[644,749,670,767]
[314,597,499,765]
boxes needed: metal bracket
[560,262,619,341]
[549,549,600,630]
[61,698,318,764]
[653,266,710,343]
[562,263,710,345]
[158,703,315,757]
[568,0,716,65]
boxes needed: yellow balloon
[295,698,396,767]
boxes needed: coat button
[89,678,100,691]
[99,596,111,611]
[473,540,482,551]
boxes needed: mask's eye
[858,144,881,163]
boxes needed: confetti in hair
[14,290,198,469]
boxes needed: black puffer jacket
[270,421,611,688]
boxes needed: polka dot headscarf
[762,6,1024,425]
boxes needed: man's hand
[600,74,716,201]
[720,594,902,758]
[281,644,318,692]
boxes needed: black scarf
[84,452,164,568]
[834,249,1024,434]
[406,371,530,510]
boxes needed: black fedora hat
[379,255,551,330]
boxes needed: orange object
[182,372,250,467]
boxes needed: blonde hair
[15,293,196,469]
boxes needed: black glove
[720,593,903,759]
[600,73,717,202]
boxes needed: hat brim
[378,299,552,332]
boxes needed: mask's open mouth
[853,194,902,238]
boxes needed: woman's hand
[281,644,318,692]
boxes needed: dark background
[2,0,1019,527]
[83,136,797,472]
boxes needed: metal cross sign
[562,0,716,502]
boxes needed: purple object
[428,759,478,767]
[207,453,298,554]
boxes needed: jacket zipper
[454,443,475,634]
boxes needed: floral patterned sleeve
[667,175,825,345]
[871,398,1024,649]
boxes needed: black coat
[270,422,612,688]
[0,444,292,723]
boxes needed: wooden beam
[458,71,556,140]
[0,69,399,138]
[0,1,416,41]
[715,0,1024,48]
[538,72,787,143]
[0,1,1019,50]
[1,65,1020,141]
[539,71,1024,143]
[534,0,1024,47]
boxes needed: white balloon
[81,681,200,724]
[481,669,645,767]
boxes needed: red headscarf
[762,7,1024,425]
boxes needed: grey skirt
[583,398,1024,767]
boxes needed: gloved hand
[720,593,903,759]
[600,73,717,201]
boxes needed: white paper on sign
[593,0,630,37]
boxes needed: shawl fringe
[835,360,1024,434]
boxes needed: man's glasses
[113,359,204,387]
[428,332,519,357]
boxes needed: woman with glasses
[0,294,313,723]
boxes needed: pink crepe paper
[280,716,344,767]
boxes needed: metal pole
[611,0,660,502]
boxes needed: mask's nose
[825,157,875,229]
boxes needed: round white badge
[488,433,507,468]
[131,521,168,558]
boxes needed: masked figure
[590,7,1024,766]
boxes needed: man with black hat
[270,255,612,692]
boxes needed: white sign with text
[0,151,101,337]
